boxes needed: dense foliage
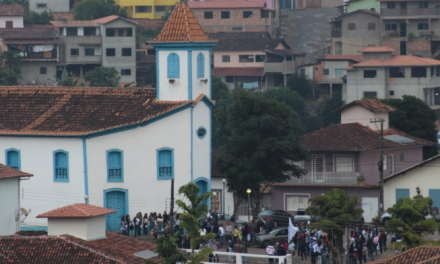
[74,0,127,20]
[0,51,21,85]
[84,67,119,87]
[385,195,437,247]
[382,96,438,159]
[215,87,308,219]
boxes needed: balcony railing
[381,8,439,16]
[21,50,57,60]
[285,171,359,185]
[264,61,296,74]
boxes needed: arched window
[157,148,174,180]
[107,150,124,182]
[197,52,205,78]
[6,148,20,170]
[167,53,180,79]
[54,150,69,182]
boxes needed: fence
[183,249,292,264]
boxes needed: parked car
[257,210,292,227]
[255,227,288,248]
[293,208,312,223]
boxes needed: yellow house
[113,0,179,19]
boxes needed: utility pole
[169,179,174,234]
[371,118,385,214]
[278,0,282,39]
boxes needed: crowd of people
[119,211,180,238]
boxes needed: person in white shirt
[218,223,225,248]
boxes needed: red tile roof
[51,15,136,28]
[322,55,362,62]
[0,4,24,16]
[335,99,395,113]
[353,55,440,67]
[370,246,440,264]
[0,86,194,136]
[0,25,60,44]
[0,236,121,264]
[212,67,264,76]
[301,123,435,151]
[359,46,395,53]
[188,1,266,9]
[62,232,161,264]
[151,2,215,43]
[37,203,115,218]
[0,163,33,180]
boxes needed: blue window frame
[429,189,440,208]
[157,148,174,180]
[53,150,69,182]
[5,148,20,170]
[107,149,124,182]
[396,188,410,203]
[167,53,180,79]
[197,52,205,78]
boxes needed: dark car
[257,210,292,227]
[255,227,288,248]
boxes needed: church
[0,2,216,231]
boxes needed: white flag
[288,217,298,243]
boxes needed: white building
[0,2,216,231]
[29,0,70,14]
[0,4,24,28]
[344,46,440,109]
[0,164,32,236]
[383,155,440,211]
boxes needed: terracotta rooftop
[151,2,215,43]
[212,67,264,76]
[301,123,435,152]
[37,203,115,218]
[0,236,121,264]
[0,25,60,44]
[352,55,440,67]
[0,163,33,180]
[322,55,362,63]
[0,4,24,16]
[0,86,197,137]
[370,246,440,264]
[62,232,161,264]
[335,99,395,113]
[359,46,396,53]
[50,15,136,28]
[188,1,266,9]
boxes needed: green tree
[176,182,215,264]
[381,96,438,159]
[215,88,308,219]
[0,51,21,85]
[162,5,176,21]
[287,73,313,99]
[74,0,127,20]
[306,189,364,261]
[84,67,119,87]
[25,10,53,25]
[150,235,187,264]
[318,95,344,127]
[385,195,437,248]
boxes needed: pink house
[271,99,435,222]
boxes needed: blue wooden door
[429,189,440,208]
[196,180,208,204]
[106,191,126,231]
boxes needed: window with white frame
[390,154,395,174]
[334,156,354,172]
[286,195,309,211]
[383,154,388,170]
[211,189,222,213]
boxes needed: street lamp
[416,186,421,195]
[246,188,252,222]
[222,179,226,217]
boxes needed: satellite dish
[20,208,29,216]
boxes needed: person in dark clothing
[356,238,364,264]
[163,211,169,225]
[299,239,307,260]
[366,235,374,261]
[348,240,356,264]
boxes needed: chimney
[37,203,115,241]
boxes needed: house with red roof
[50,15,137,84]
[270,99,435,222]
[210,32,306,90]
[0,2,215,231]
[344,46,440,108]
[188,0,277,35]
